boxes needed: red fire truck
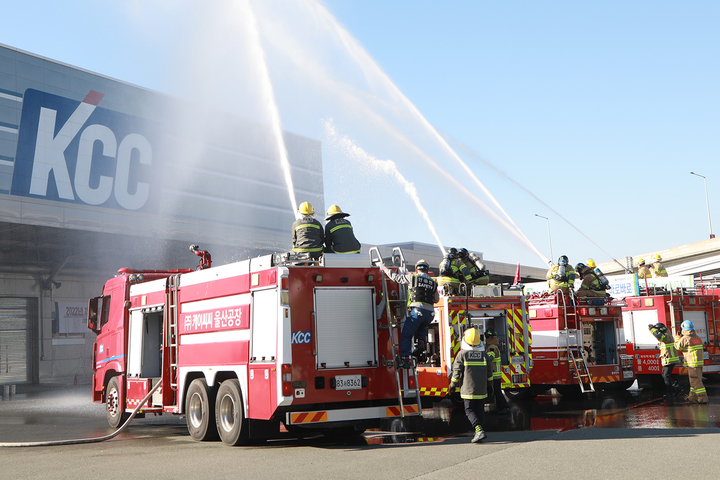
[87,248,421,445]
[416,285,532,401]
[527,293,634,397]
[622,288,720,388]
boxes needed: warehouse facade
[0,43,323,386]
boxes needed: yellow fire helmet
[298,202,314,215]
[326,204,343,216]
[653,254,662,261]
[637,257,645,266]
[587,258,596,268]
[464,327,481,346]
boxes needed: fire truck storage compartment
[468,311,508,364]
[622,310,660,349]
[684,310,710,345]
[314,287,378,369]
[127,308,163,378]
[581,320,617,365]
[251,289,278,362]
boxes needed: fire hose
[0,380,162,448]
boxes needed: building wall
[0,43,323,386]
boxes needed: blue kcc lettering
[11,89,162,211]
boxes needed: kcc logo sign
[11,89,162,211]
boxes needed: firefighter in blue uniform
[381,259,439,367]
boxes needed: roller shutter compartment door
[0,298,34,383]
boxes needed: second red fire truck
[527,292,635,397]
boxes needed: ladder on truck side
[165,274,181,406]
[561,293,595,393]
[369,247,423,417]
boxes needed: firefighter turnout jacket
[650,328,680,366]
[485,341,502,380]
[546,264,576,291]
[292,216,324,255]
[651,261,668,277]
[324,214,361,254]
[675,330,704,368]
[450,346,492,400]
[575,267,606,297]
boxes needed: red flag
[513,263,521,285]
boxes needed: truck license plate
[335,374,362,390]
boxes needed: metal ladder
[369,247,423,417]
[561,293,595,393]
[166,274,181,397]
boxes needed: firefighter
[651,254,668,277]
[637,258,652,279]
[448,327,493,443]
[323,205,361,254]
[291,202,324,259]
[648,323,680,401]
[587,258,611,290]
[380,259,439,367]
[674,320,708,404]
[574,263,607,298]
[437,248,463,295]
[546,255,575,294]
[484,328,510,414]
[458,248,490,285]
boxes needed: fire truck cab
[88,250,421,445]
[527,293,634,397]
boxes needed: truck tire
[186,378,218,441]
[215,379,247,446]
[106,376,130,428]
[504,388,530,400]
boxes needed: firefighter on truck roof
[324,204,361,254]
[574,263,607,298]
[380,259,439,368]
[651,254,668,277]
[448,327,493,443]
[291,202,324,259]
[637,258,652,279]
[546,255,575,294]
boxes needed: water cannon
[190,244,212,270]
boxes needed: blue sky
[3,1,720,268]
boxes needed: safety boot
[471,427,486,443]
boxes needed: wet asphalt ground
[1,379,719,479]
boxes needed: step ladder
[369,247,422,417]
[166,274,181,398]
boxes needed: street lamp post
[535,214,553,262]
[690,172,715,239]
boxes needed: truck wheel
[106,376,130,428]
[504,388,529,400]
[215,379,247,446]
[186,378,218,441]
